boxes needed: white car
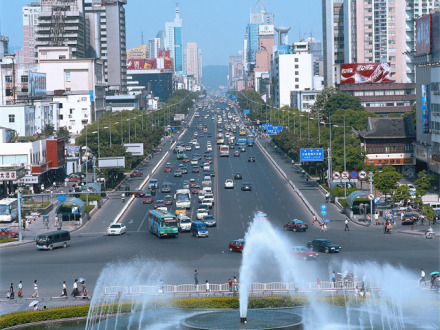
[195,144,201,150]
[225,179,234,189]
[197,208,209,220]
[207,146,213,152]
[107,223,126,236]
[202,194,215,208]
[178,216,192,232]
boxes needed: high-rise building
[147,38,160,59]
[84,0,128,93]
[17,2,41,64]
[186,42,199,83]
[198,49,203,83]
[164,4,183,72]
[35,0,87,58]
[228,53,243,90]
[127,45,147,59]
[0,36,8,60]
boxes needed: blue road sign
[300,148,324,162]
[324,218,330,223]
[267,126,283,135]
[320,204,327,211]
[320,210,327,217]
[375,197,381,204]
[350,171,358,179]
[231,95,238,99]
[171,127,175,130]
[58,195,66,202]
[243,109,250,115]
[262,124,273,131]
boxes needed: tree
[415,170,435,198]
[57,126,70,141]
[324,93,364,117]
[42,124,55,137]
[373,166,402,200]
[392,185,411,207]
[311,86,338,114]
[422,204,435,224]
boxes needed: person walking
[205,280,210,293]
[71,279,79,297]
[18,281,23,298]
[419,268,426,287]
[374,212,379,225]
[233,276,238,297]
[344,219,350,231]
[81,281,88,298]
[61,281,68,297]
[32,280,39,298]
[194,270,199,286]
[228,279,232,293]
[8,283,14,300]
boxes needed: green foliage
[311,86,338,113]
[338,199,347,208]
[330,187,358,197]
[85,205,95,213]
[42,124,55,137]
[57,126,70,141]
[392,185,411,205]
[373,167,402,198]
[415,170,436,197]
[79,194,101,202]
[324,93,364,117]
[0,237,17,244]
[422,204,435,222]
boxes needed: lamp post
[299,114,303,140]
[308,114,310,141]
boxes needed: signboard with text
[416,14,432,55]
[98,157,126,168]
[340,63,392,84]
[29,72,47,98]
[0,167,26,181]
[300,148,324,162]
[259,24,274,36]
[422,84,430,134]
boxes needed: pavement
[256,136,435,238]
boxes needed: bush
[0,237,17,244]
[331,187,357,197]
[338,199,347,208]
[79,194,101,202]
[85,205,95,213]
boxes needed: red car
[290,246,318,260]
[234,151,240,157]
[284,219,308,232]
[142,193,153,204]
[130,189,146,197]
[153,148,163,152]
[164,166,172,173]
[182,158,190,163]
[0,227,19,238]
[130,170,143,178]
[189,179,197,187]
[164,195,173,205]
[154,200,165,209]
[192,185,202,194]
[192,166,200,173]
[229,239,245,252]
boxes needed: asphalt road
[1,102,439,302]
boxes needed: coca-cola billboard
[340,63,392,84]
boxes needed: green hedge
[339,199,347,208]
[0,237,17,244]
[79,194,101,202]
[331,187,358,197]
[85,205,95,213]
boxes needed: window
[375,91,384,96]
[295,78,299,82]
[295,65,299,69]
[295,71,299,75]
[6,88,13,96]
[22,87,28,92]
[65,72,71,82]
[294,58,298,62]
[70,109,74,114]
[295,85,299,89]
[59,114,63,120]
[365,91,374,96]
[5,75,12,83]
[21,75,28,83]
[9,114,15,123]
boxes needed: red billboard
[126,59,146,70]
[416,14,432,55]
[340,63,392,84]
[158,50,170,58]
[145,59,157,69]
[164,57,173,70]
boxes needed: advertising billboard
[415,14,432,55]
[29,72,46,98]
[422,84,430,134]
[126,59,146,70]
[145,58,157,69]
[158,50,170,58]
[340,63,392,84]
[123,143,144,156]
[258,24,274,36]
[173,114,185,121]
[98,157,125,168]
[164,58,173,70]
[432,11,440,62]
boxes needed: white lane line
[137,208,149,232]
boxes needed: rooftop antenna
[141,31,144,45]
[254,0,267,13]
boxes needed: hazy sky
[0,0,322,66]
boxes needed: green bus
[148,209,179,238]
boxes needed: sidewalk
[257,137,431,237]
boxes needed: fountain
[79,212,438,329]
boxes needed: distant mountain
[202,65,228,91]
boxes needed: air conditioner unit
[68,114,72,118]
[68,126,72,129]
[84,114,88,117]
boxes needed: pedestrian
[61,281,67,296]
[419,268,425,287]
[367,213,371,226]
[81,281,88,298]
[71,279,79,297]
[401,211,404,222]
[8,283,14,300]
[344,219,350,231]
[228,278,232,292]
[316,277,321,291]
[359,204,364,215]
[194,269,199,286]
[33,304,39,311]
[205,280,210,293]
[23,219,26,231]
[233,276,238,297]
[18,281,23,298]
[374,212,379,225]
[331,271,336,284]
[31,280,39,298]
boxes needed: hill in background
[202,65,228,91]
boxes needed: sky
[0,0,322,66]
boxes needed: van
[190,221,209,238]
[36,230,70,250]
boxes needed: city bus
[219,145,230,157]
[148,209,179,238]
[174,189,191,209]
[216,133,225,144]
[239,127,246,136]
[237,138,247,147]
[0,198,18,223]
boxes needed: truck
[174,189,191,209]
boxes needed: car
[229,239,245,252]
[290,246,319,260]
[233,151,240,157]
[284,219,308,232]
[174,170,183,177]
[203,215,217,227]
[148,179,159,190]
[189,179,197,187]
[192,185,202,194]
[182,180,190,189]
[185,145,192,151]
[306,239,342,253]
[206,170,215,177]
[182,157,190,163]
[195,144,201,149]
[0,227,18,238]
[153,147,163,153]
[402,213,418,225]
[241,182,252,191]
[178,216,192,232]
[241,147,246,152]
[181,166,188,174]
[202,193,214,208]
[161,183,172,193]
[131,189,146,197]
[191,158,199,165]
[229,144,235,149]
[203,163,210,171]
[224,179,234,189]
[248,156,256,162]
[154,200,166,209]
[130,170,143,178]
[192,166,200,173]
[142,193,153,204]
[164,165,172,173]
[164,195,174,205]
[206,157,214,164]
[106,223,126,236]
[197,208,209,220]
[234,172,243,180]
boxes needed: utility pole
[17,190,22,241]
[327,147,332,186]
[343,115,346,198]
[369,171,374,224]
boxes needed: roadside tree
[373,166,402,201]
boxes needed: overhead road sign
[300,148,324,162]
[261,124,273,131]
[267,126,283,135]
[243,109,250,115]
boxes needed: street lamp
[299,114,303,140]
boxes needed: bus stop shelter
[346,190,375,215]
[55,198,86,222]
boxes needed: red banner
[164,57,173,70]
[145,59,157,69]
[126,59,146,70]
[158,50,170,58]
[340,63,392,84]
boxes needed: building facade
[127,45,147,59]
[16,2,41,65]
[186,42,199,83]
[164,5,183,72]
